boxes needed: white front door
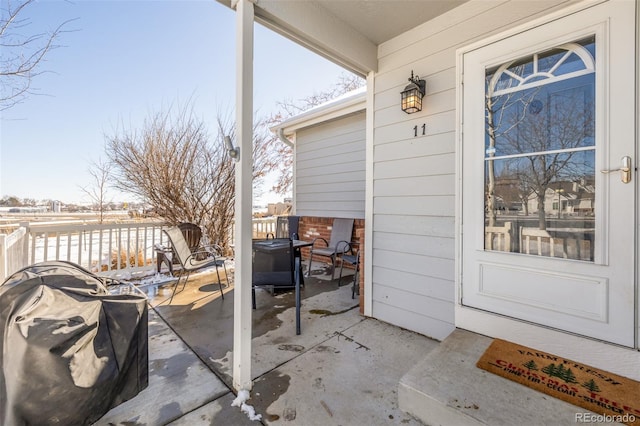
[461,1,636,347]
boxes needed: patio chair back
[328,218,354,252]
[164,227,193,267]
[177,222,203,252]
[276,216,300,239]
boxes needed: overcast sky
[1,0,352,204]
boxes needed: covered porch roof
[216,0,468,75]
[217,0,469,394]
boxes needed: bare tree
[264,73,365,195]
[105,103,274,251]
[0,0,73,110]
[484,66,538,227]
[0,195,21,206]
[499,89,593,229]
[79,158,112,224]
[486,63,593,230]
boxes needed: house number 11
[413,124,426,137]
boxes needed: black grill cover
[0,261,148,425]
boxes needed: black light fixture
[401,71,426,114]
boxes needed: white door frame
[454,0,640,380]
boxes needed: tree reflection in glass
[484,36,596,261]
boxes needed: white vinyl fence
[25,221,168,278]
[0,227,28,282]
[0,217,281,282]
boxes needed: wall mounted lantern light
[400,71,426,114]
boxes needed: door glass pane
[483,36,596,261]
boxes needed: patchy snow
[231,389,262,421]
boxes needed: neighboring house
[220,0,640,416]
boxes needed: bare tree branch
[105,101,274,251]
[0,0,75,110]
[79,158,112,224]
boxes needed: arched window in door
[483,36,596,261]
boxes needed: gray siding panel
[296,111,366,218]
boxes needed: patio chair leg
[168,278,179,304]
[330,256,336,281]
[214,263,225,300]
[252,287,256,309]
[306,250,314,277]
[338,260,345,286]
[222,263,230,287]
[352,268,359,299]
[169,272,189,304]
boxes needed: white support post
[232,0,255,393]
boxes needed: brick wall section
[297,216,365,311]
[297,216,364,258]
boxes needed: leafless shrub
[105,102,274,251]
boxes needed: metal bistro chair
[307,218,354,280]
[337,241,360,299]
[162,227,227,301]
[156,222,204,274]
[266,215,300,240]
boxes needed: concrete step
[398,329,612,426]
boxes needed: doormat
[477,339,640,425]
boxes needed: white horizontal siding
[296,111,366,218]
[370,0,575,340]
[373,284,455,324]
[374,153,455,179]
[374,214,455,239]
[371,301,454,341]
[374,175,455,197]
[373,249,454,282]
[373,266,454,302]
[374,110,455,145]
[374,195,455,217]
[373,232,454,261]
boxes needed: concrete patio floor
[94,263,438,425]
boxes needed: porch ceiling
[216,0,468,75]
[315,0,468,45]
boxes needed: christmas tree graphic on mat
[523,360,538,371]
[541,363,578,383]
[581,379,601,393]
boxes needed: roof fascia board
[271,91,366,136]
